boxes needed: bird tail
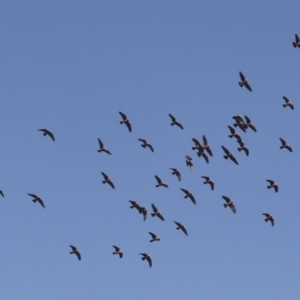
[157,238,160,241]
[97,150,101,152]
[112,252,116,255]
[229,134,233,138]
[238,148,241,152]
[239,82,243,87]
[130,206,134,209]
[176,227,180,230]
[155,185,159,187]
[223,204,228,208]
[184,195,188,199]
[267,186,271,189]
[151,213,155,217]
[120,121,124,124]
[150,240,154,243]
[233,123,238,127]
[280,146,283,149]
[283,104,286,108]
[224,155,228,159]
[192,146,196,150]
[293,42,297,48]
[264,219,268,222]
[141,144,146,148]
[70,251,74,254]
[172,172,175,175]
[142,257,146,260]
[171,123,174,126]
[43,133,47,136]
[102,181,106,184]
[32,199,37,203]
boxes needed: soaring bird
[0,190,4,197]
[112,246,123,258]
[97,138,111,155]
[282,97,294,110]
[228,126,242,142]
[266,180,279,193]
[186,155,193,170]
[38,129,55,141]
[238,72,252,92]
[151,204,165,221]
[149,232,160,242]
[138,206,148,221]
[27,193,45,208]
[237,140,249,156]
[129,200,141,211]
[168,114,183,129]
[140,253,152,267]
[221,146,238,165]
[202,135,213,156]
[191,138,203,151]
[70,245,81,260]
[201,176,214,190]
[279,138,292,152]
[174,221,188,236]
[138,139,154,152]
[244,116,257,132]
[180,188,196,205]
[292,34,300,48]
[170,168,181,181]
[232,115,246,132]
[119,112,132,132]
[154,175,168,188]
[101,172,115,189]
[197,148,209,164]
[262,213,274,226]
[222,196,236,213]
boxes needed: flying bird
[202,135,213,156]
[282,97,294,110]
[154,175,168,188]
[97,138,111,155]
[237,140,249,156]
[70,245,81,260]
[151,204,165,221]
[279,138,292,152]
[222,196,236,213]
[186,155,193,170]
[101,172,115,189]
[201,176,214,190]
[0,190,4,197]
[221,146,238,165]
[232,115,246,132]
[191,138,203,151]
[27,193,45,208]
[119,112,132,132]
[228,126,242,142]
[266,180,278,193]
[168,114,183,129]
[238,72,252,92]
[170,168,181,181]
[138,206,148,221]
[197,148,209,164]
[180,188,196,205]
[244,116,257,132]
[112,246,123,258]
[138,139,154,152]
[140,253,152,267]
[38,129,55,141]
[174,221,188,236]
[262,213,274,226]
[149,232,160,242]
[129,200,141,211]
[292,34,300,48]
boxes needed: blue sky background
[1,1,300,299]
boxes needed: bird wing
[262,213,270,217]
[221,146,230,155]
[239,72,245,81]
[70,245,77,251]
[157,213,165,221]
[48,131,55,141]
[98,138,104,148]
[210,182,214,190]
[202,153,209,163]
[151,204,158,213]
[138,138,146,143]
[270,218,274,227]
[181,227,188,236]
[290,103,294,110]
[189,194,196,205]
[244,148,249,156]
[282,96,289,104]
[0,190,4,197]
[146,256,152,267]
[228,126,235,134]
[38,198,45,208]
[113,245,120,252]
[168,113,176,122]
[244,115,251,124]
[244,82,252,92]
[230,155,238,165]
[287,146,293,152]
[75,252,81,260]
[222,196,231,203]
[176,122,184,129]
[230,204,236,213]
[202,135,208,146]
[27,193,37,199]
[266,180,274,185]
[296,34,300,43]
[119,111,127,120]
[275,185,278,193]
[125,122,132,132]
[174,221,181,227]
[176,172,181,181]
[149,232,156,239]
[108,181,115,189]
[186,155,192,160]
[192,138,201,147]
[201,176,209,180]
[101,172,109,180]
[206,147,213,156]
[148,144,154,152]
[180,188,188,195]
[279,138,286,146]
[154,175,162,184]
[129,200,137,206]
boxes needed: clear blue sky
[1,1,300,299]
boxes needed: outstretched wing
[180,188,188,195]
[230,155,239,165]
[98,138,104,148]
[239,72,245,81]
[151,203,158,213]
[244,82,252,92]
[125,122,132,132]
[181,226,188,236]
[279,138,286,146]
[296,34,300,43]
[230,204,236,214]
[168,113,176,122]
[154,175,162,184]
[113,245,120,252]
[101,172,109,180]
[119,111,127,120]
[221,146,230,155]
[222,196,231,203]
[38,198,45,208]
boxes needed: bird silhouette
[180,188,196,205]
[262,213,274,226]
[237,140,249,156]
[244,116,257,132]
[201,176,214,190]
[112,245,123,258]
[228,126,242,142]
[101,172,115,189]
[202,135,213,156]
[266,180,278,193]
[140,253,152,267]
[70,245,81,260]
[97,138,111,155]
[238,72,252,91]
[151,204,165,221]
[138,139,154,152]
[149,232,160,242]
[292,34,300,48]
[38,129,55,141]
[279,138,292,152]
[168,114,183,129]
[185,155,193,170]
[222,196,236,213]
[221,146,238,165]
[154,175,168,188]
[282,97,294,110]
[27,193,45,208]
[170,168,181,181]
[0,190,4,197]
[119,112,132,132]
[174,221,188,236]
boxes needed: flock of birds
[1,35,298,268]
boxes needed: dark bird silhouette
[279,138,292,152]
[238,72,252,92]
[201,176,214,190]
[151,204,165,221]
[138,206,148,221]
[282,97,294,110]
[112,246,123,258]
[292,34,300,48]
[174,221,188,236]
[202,135,213,156]
[129,200,141,211]
[266,180,278,193]
[237,140,249,156]
[97,138,111,155]
[140,253,152,267]
[197,148,209,163]
[244,116,257,132]
[119,112,132,132]
[168,114,183,129]
[101,172,115,189]
[27,193,45,208]
[180,188,196,205]
[138,139,154,152]
[38,129,55,141]
[232,115,247,132]
[0,190,4,197]
[149,232,160,242]
[228,126,242,142]
[221,146,238,165]
[170,168,181,181]
[186,155,193,170]
[222,196,236,213]
[191,138,203,151]
[262,213,274,226]
[70,245,81,260]
[154,175,168,188]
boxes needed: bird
[97,138,111,155]
[180,188,196,205]
[186,155,193,170]
[27,193,45,208]
[222,196,236,213]
[282,97,294,110]
[191,138,203,151]
[238,72,252,91]
[138,139,154,152]
[170,168,181,181]
[38,129,55,141]
[151,204,165,221]
[221,146,238,165]
[202,135,213,156]
[138,206,148,221]
[149,232,160,242]
[112,246,123,258]
[140,253,152,267]
[279,138,292,152]
[174,221,188,236]
[262,213,274,226]
[129,200,141,211]
[168,114,184,129]
[237,140,249,156]
[197,148,209,163]
[201,176,214,190]
[292,34,300,48]
[228,126,242,142]
[101,172,115,189]
[232,115,247,132]
[154,175,168,188]
[266,180,278,193]
[119,112,132,132]
[0,190,4,197]
[70,245,81,260]
[244,116,257,132]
